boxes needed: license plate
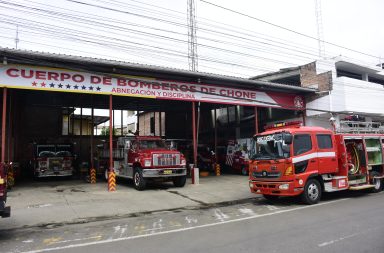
[53,166,59,171]
[163,170,172,175]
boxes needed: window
[336,69,362,80]
[317,134,333,149]
[150,116,155,135]
[293,134,312,156]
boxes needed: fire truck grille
[48,158,62,170]
[252,171,281,178]
[153,154,180,166]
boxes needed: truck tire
[173,176,187,187]
[370,171,382,193]
[301,179,321,205]
[133,169,146,191]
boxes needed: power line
[0,0,380,78]
[200,0,381,60]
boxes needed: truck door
[292,134,318,174]
[316,133,338,174]
[121,140,130,176]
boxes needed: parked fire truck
[32,144,74,178]
[248,121,384,204]
[0,163,10,218]
[225,139,251,176]
[98,136,187,190]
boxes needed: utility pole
[314,0,325,58]
[15,25,19,49]
[187,0,198,71]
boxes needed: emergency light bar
[264,121,302,130]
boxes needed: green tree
[101,127,116,136]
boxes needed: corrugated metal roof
[0,47,316,94]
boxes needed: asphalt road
[2,191,384,253]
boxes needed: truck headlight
[144,159,151,167]
[278,184,289,190]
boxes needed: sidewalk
[2,174,258,230]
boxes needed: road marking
[17,198,348,253]
[27,204,53,209]
[318,232,359,247]
[113,225,121,233]
[318,227,379,247]
[265,205,280,211]
[151,219,163,234]
[185,216,198,224]
[49,236,102,245]
[238,208,255,216]
[43,237,62,246]
[120,225,128,237]
[214,208,229,222]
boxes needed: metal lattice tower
[187,0,198,71]
[314,0,325,58]
[15,25,19,49]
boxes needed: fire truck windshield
[138,140,166,150]
[251,133,291,160]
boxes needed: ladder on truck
[337,120,384,134]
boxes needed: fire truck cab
[248,121,384,204]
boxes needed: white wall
[305,116,334,130]
[337,77,384,114]
[307,58,384,116]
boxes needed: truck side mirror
[283,133,293,145]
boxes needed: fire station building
[0,47,315,183]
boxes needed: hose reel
[346,143,360,175]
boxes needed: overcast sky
[0,0,383,78]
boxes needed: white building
[252,56,384,131]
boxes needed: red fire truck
[225,139,251,176]
[248,121,384,204]
[98,136,187,190]
[0,163,10,218]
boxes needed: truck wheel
[241,166,248,176]
[263,194,279,201]
[133,169,146,191]
[370,171,382,193]
[301,179,321,205]
[173,176,187,187]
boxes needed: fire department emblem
[294,96,304,109]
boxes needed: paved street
[1,190,384,253]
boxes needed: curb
[0,197,260,232]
